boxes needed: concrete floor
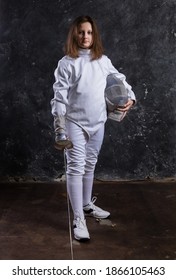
[0,180,176,260]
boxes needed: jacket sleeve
[50,58,70,134]
[107,57,136,103]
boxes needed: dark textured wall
[0,0,176,181]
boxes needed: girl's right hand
[54,133,73,150]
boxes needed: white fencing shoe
[83,197,110,219]
[73,217,90,241]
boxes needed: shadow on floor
[0,180,176,260]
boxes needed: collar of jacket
[78,48,91,56]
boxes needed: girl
[51,15,136,241]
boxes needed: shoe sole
[74,236,90,242]
[84,213,111,219]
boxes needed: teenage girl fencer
[51,15,136,241]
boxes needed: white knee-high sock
[66,174,84,219]
[83,173,94,207]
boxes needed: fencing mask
[105,74,128,122]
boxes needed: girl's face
[77,22,93,49]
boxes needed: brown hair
[64,15,104,60]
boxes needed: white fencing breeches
[65,120,104,219]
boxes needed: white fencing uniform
[51,48,136,136]
[51,49,136,218]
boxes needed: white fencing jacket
[51,49,136,135]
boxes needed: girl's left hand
[116,99,134,112]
